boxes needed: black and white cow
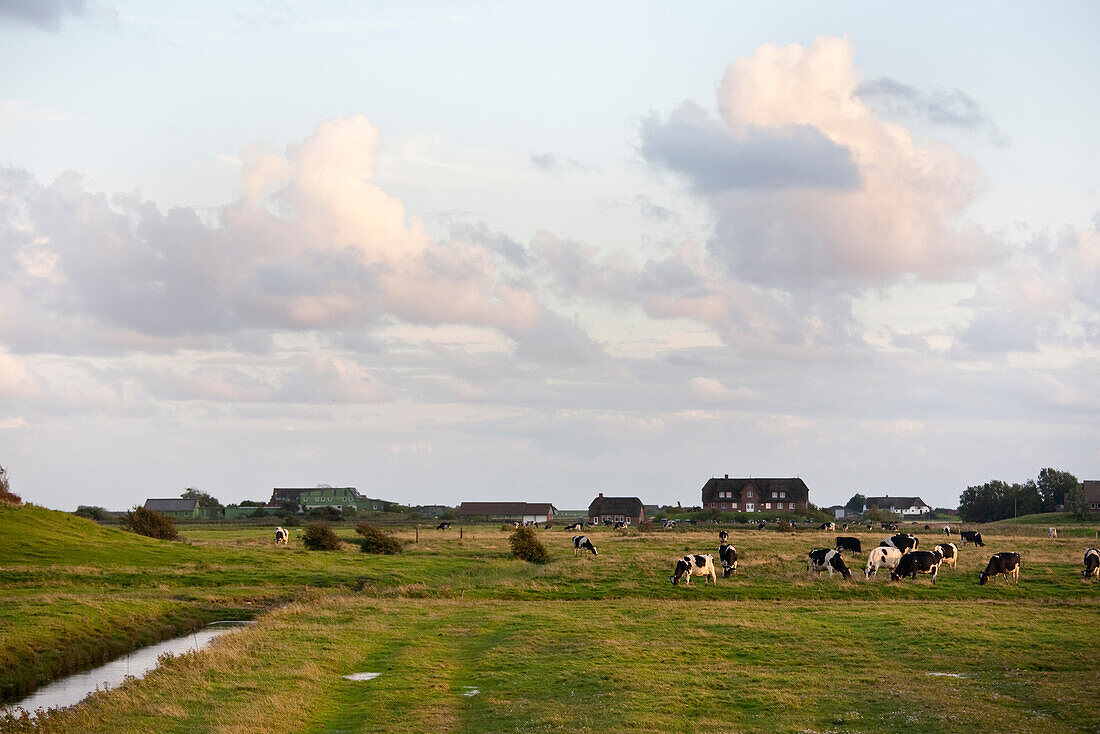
[819,522,837,532]
[891,549,943,584]
[935,542,958,570]
[564,522,583,532]
[274,526,288,544]
[979,552,1020,585]
[613,521,628,530]
[1048,527,1057,539]
[865,546,903,578]
[960,531,984,547]
[807,548,852,579]
[757,521,767,530]
[671,554,717,586]
[436,522,451,531]
[719,530,729,543]
[1083,548,1100,580]
[572,535,598,556]
[943,525,951,535]
[880,533,919,554]
[717,543,738,577]
[835,536,862,553]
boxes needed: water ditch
[1,621,254,718]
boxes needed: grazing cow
[960,531,984,547]
[274,526,288,544]
[880,533,919,554]
[1048,527,1057,539]
[841,523,849,531]
[943,525,951,536]
[924,524,931,531]
[757,521,767,530]
[807,548,852,579]
[719,530,729,543]
[717,543,738,577]
[436,522,451,531]
[572,535,598,556]
[670,554,717,586]
[1083,548,1099,580]
[564,522,583,532]
[819,522,836,532]
[544,523,553,530]
[614,521,627,530]
[891,549,943,584]
[865,546,904,578]
[835,536,862,553]
[935,542,958,570]
[979,552,1021,585]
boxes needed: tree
[0,465,21,505]
[844,493,866,515]
[1037,468,1079,512]
[122,506,178,540]
[1066,483,1090,520]
[959,480,1012,523]
[180,488,222,508]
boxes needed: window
[765,502,771,509]
[721,503,726,510]
[780,491,787,498]
[746,490,753,498]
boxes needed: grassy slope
[3,510,1099,732]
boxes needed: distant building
[861,496,932,517]
[825,505,846,519]
[457,502,556,523]
[1082,481,1100,512]
[588,494,645,525]
[266,487,390,512]
[700,476,809,513]
[144,498,201,519]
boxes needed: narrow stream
[1,621,254,718]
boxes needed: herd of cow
[566,527,1100,587]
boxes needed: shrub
[122,507,178,540]
[301,522,342,550]
[637,520,655,533]
[0,465,21,505]
[355,522,404,555]
[509,526,549,564]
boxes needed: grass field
[2,505,1099,732]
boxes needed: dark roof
[457,502,556,516]
[144,498,197,512]
[1081,481,1100,501]
[588,496,644,516]
[864,496,929,510]
[701,477,809,504]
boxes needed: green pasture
[2,505,1099,732]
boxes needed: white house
[862,496,932,517]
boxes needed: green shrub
[509,526,549,564]
[302,522,342,551]
[356,522,404,555]
[122,507,178,540]
[0,465,21,505]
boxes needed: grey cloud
[639,101,861,193]
[530,152,588,174]
[449,221,529,269]
[856,77,1004,144]
[505,311,605,365]
[0,0,84,29]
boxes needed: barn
[588,494,646,525]
[457,502,557,524]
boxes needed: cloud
[640,100,860,192]
[530,152,588,174]
[0,0,84,29]
[855,77,1003,144]
[642,36,999,288]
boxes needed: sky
[1,1,1098,512]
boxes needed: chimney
[724,474,729,479]
[598,492,603,498]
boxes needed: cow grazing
[979,552,1021,585]
[880,533,919,554]
[819,522,837,532]
[274,526,288,545]
[891,549,943,584]
[717,543,738,577]
[544,523,553,530]
[564,522,583,532]
[719,530,729,543]
[961,531,984,547]
[436,522,451,531]
[935,542,958,570]
[835,536,862,553]
[757,521,767,530]
[1083,548,1099,580]
[943,525,951,535]
[671,554,717,586]
[572,535,598,556]
[865,546,903,578]
[613,521,628,530]
[1048,527,1057,539]
[807,548,852,579]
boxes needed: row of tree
[958,468,1087,522]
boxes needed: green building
[144,498,201,519]
[268,487,389,512]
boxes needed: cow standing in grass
[1083,548,1099,580]
[274,527,288,545]
[865,546,903,579]
[572,535,598,556]
[880,533,919,554]
[891,549,943,584]
[717,543,738,577]
[979,552,1021,585]
[671,554,717,586]
[961,531,984,547]
[436,522,451,531]
[936,542,958,571]
[835,536,861,554]
[807,548,852,579]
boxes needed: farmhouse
[1083,480,1100,512]
[144,498,203,519]
[700,476,809,513]
[266,487,389,512]
[457,502,557,523]
[860,495,932,517]
[588,494,645,525]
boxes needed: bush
[302,522,342,551]
[122,507,178,540]
[509,526,549,564]
[356,522,404,555]
[0,465,21,505]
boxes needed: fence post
[415,526,419,543]
[460,526,464,540]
